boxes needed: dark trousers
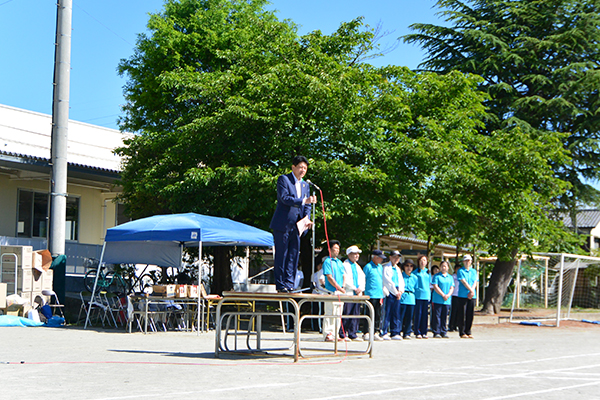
[311,301,322,332]
[456,297,475,336]
[399,304,415,337]
[413,299,429,336]
[273,228,300,291]
[366,298,383,335]
[429,300,435,329]
[449,296,460,331]
[340,302,361,339]
[432,303,450,335]
[382,294,401,336]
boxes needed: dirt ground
[2,316,600,400]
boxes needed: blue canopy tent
[84,213,274,330]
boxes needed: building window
[116,202,131,226]
[17,189,79,241]
[65,196,79,241]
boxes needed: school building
[0,104,131,277]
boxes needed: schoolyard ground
[1,318,600,400]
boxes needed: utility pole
[49,0,72,302]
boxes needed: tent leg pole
[85,243,105,329]
[197,242,202,335]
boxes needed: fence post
[544,258,548,309]
[556,254,564,327]
[516,259,521,309]
[567,258,580,320]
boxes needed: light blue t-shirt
[414,268,431,301]
[400,272,417,305]
[363,261,384,299]
[457,267,479,299]
[348,261,359,289]
[323,257,345,292]
[432,272,455,305]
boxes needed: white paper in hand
[296,215,311,235]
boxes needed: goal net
[507,253,600,326]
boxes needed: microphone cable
[314,186,349,350]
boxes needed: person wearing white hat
[456,254,478,338]
[339,245,366,341]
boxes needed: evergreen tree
[404,0,598,312]
[405,0,600,210]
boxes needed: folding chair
[78,291,116,327]
[41,289,65,317]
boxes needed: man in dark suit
[270,156,317,292]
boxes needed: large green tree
[404,0,598,312]
[116,0,411,249]
[116,0,567,302]
[116,0,487,248]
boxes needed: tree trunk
[481,253,517,314]
[212,247,232,295]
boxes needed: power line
[0,0,16,7]
[74,3,133,47]
[80,113,120,123]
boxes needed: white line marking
[543,376,600,382]
[306,363,600,400]
[465,352,600,369]
[95,383,292,400]
[481,381,600,400]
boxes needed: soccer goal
[508,253,600,327]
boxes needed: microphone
[306,179,321,191]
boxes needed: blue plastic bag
[39,304,53,320]
[44,316,65,327]
[0,315,44,327]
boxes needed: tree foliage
[116,0,578,307]
[404,0,597,312]
[116,0,493,253]
[404,0,600,212]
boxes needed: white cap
[463,254,472,262]
[346,245,362,255]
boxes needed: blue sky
[0,0,441,130]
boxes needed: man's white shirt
[342,259,365,295]
[382,262,404,297]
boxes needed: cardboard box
[175,284,188,298]
[32,269,43,292]
[1,268,33,293]
[32,249,52,272]
[32,252,42,272]
[0,245,33,268]
[29,292,48,306]
[21,291,48,306]
[42,269,54,291]
[0,283,6,309]
[187,285,199,298]
[5,303,24,316]
[152,284,175,298]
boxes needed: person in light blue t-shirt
[362,249,386,340]
[322,240,346,342]
[413,255,431,339]
[457,254,478,338]
[399,259,418,339]
[431,260,455,338]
